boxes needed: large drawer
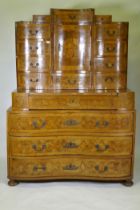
[9,135,133,156]
[8,110,134,136]
[12,90,135,110]
[9,157,131,179]
[16,22,50,39]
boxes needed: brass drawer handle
[33,165,46,172]
[63,164,79,170]
[29,46,39,50]
[95,144,109,152]
[30,62,39,67]
[29,29,39,35]
[67,79,77,85]
[106,46,115,52]
[63,142,79,149]
[95,165,108,173]
[32,119,47,129]
[95,121,109,127]
[105,63,114,68]
[64,119,79,126]
[105,76,114,82]
[30,78,39,82]
[32,144,47,152]
[106,30,116,36]
[69,15,76,20]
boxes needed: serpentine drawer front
[7,8,135,187]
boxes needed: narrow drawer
[9,136,133,156]
[33,15,50,23]
[8,110,134,136]
[94,72,127,90]
[95,15,112,23]
[16,55,50,72]
[52,9,94,24]
[9,157,131,179]
[17,72,52,90]
[12,90,135,111]
[16,40,50,56]
[95,23,128,40]
[52,73,91,90]
[94,40,127,57]
[94,57,127,72]
[16,22,50,39]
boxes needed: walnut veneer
[7,8,135,187]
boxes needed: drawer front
[94,57,127,72]
[52,9,94,24]
[53,73,91,90]
[95,41,127,57]
[8,111,134,135]
[17,72,52,90]
[16,22,50,39]
[53,24,91,72]
[95,15,112,23]
[9,136,133,156]
[16,40,50,55]
[9,157,131,179]
[33,15,50,23]
[94,73,127,90]
[95,23,128,40]
[16,55,50,72]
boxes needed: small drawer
[9,136,133,156]
[16,40,50,56]
[52,9,94,24]
[94,40,127,57]
[94,57,127,72]
[17,72,52,90]
[8,110,134,136]
[52,73,91,90]
[95,23,128,40]
[95,15,112,23]
[16,22,50,39]
[94,72,127,90]
[16,55,50,72]
[32,15,50,23]
[9,157,131,179]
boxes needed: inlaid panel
[8,110,134,136]
[52,24,91,72]
[9,135,133,156]
[17,72,52,90]
[16,22,50,39]
[9,157,131,179]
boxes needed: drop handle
[30,78,39,82]
[32,119,47,129]
[29,30,39,35]
[95,165,108,173]
[67,79,77,85]
[105,63,114,68]
[30,62,39,68]
[29,46,39,50]
[63,164,79,170]
[32,144,47,152]
[95,144,109,152]
[105,76,114,82]
[106,46,115,52]
[33,165,46,172]
[106,30,116,36]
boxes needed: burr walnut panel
[53,24,91,72]
[8,110,134,136]
[9,135,133,157]
[11,90,134,110]
[16,22,50,40]
[9,157,131,179]
[17,72,52,90]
